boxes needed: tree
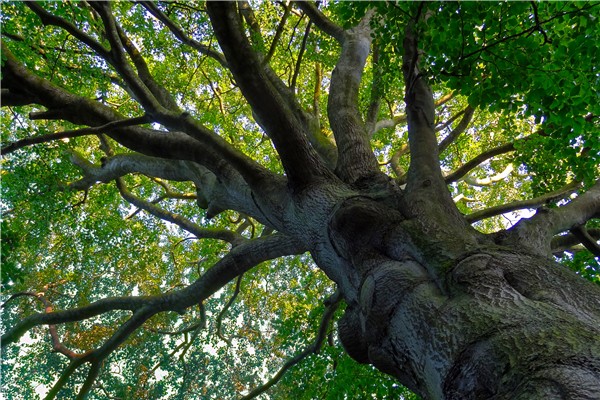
[2,1,599,399]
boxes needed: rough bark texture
[2,2,599,399]
[307,189,600,399]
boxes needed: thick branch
[2,234,305,348]
[295,2,345,43]
[402,20,447,195]
[328,10,380,184]
[570,225,600,257]
[206,2,333,188]
[401,18,468,230]
[365,43,382,136]
[551,228,600,254]
[1,43,279,200]
[504,180,600,255]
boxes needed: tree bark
[327,198,600,399]
[3,3,600,399]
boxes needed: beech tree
[2,2,599,399]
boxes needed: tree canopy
[1,1,599,399]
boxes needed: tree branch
[402,19,446,193]
[240,290,341,400]
[463,164,513,187]
[137,1,228,67]
[444,142,516,184]
[3,233,305,347]
[438,105,475,154]
[1,43,279,200]
[466,181,580,223]
[24,2,111,61]
[401,16,468,230]
[113,15,179,111]
[291,21,312,93]
[365,43,382,136]
[2,291,84,360]
[371,93,456,136]
[295,1,344,43]
[570,225,600,257]
[1,116,149,155]
[328,9,380,184]
[215,275,243,345]
[206,2,333,188]
[503,180,600,255]
[89,2,171,114]
[116,178,245,245]
[264,2,292,65]
[551,228,600,255]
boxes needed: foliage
[1,1,598,399]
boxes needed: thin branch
[137,1,228,67]
[215,274,243,345]
[1,292,84,359]
[444,142,516,184]
[25,2,111,60]
[371,93,455,136]
[455,4,599,63]
[463,164,513,187]
[264,3,292,65]
[117,178,244,244]
[438,105,475,154]
[89,2,168,114]
[291,21,312,93]
[44,356,90,400]
[2,296,148,347]
[1,115,149,155]
[113,17,178,111]
[240,290,341,400]
[3,234,305,347]
[466,181,580,223]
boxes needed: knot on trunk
[328,196,401,265]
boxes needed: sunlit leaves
[2,1,599,399]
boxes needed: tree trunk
[329,198,600,399]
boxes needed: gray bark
[2,3,600,399]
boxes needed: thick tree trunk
[330,203,600,399]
